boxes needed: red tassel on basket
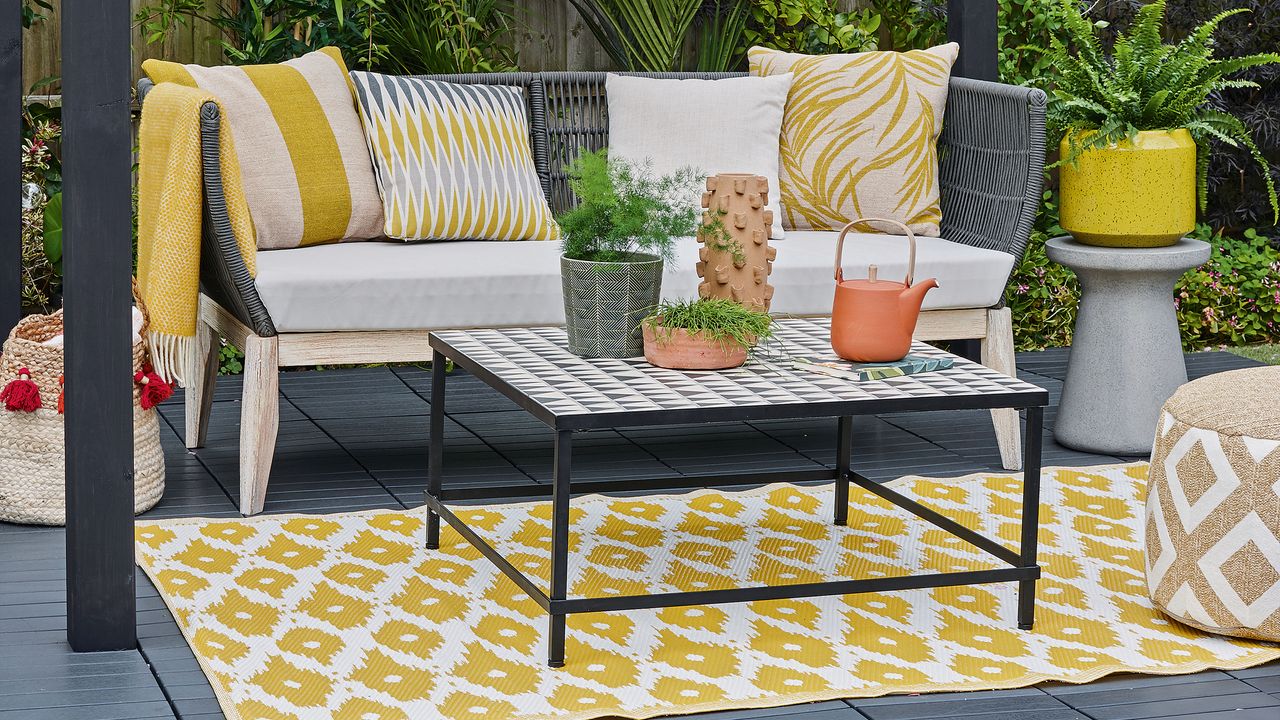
[57,375,64,414]
[1,368,42,412]
[135,364,173,410]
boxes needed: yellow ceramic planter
[1059,129,1196,248]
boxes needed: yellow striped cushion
[749,43,958,236]
[348,72,560,242]
[142,48,384,249]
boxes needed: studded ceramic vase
[561,253,663,358]
[1059,128,1196,248]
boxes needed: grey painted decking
[1,348,1278,720]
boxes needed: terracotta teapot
[830,218,939,362]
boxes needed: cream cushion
[749,44,958,236]
[252,231,1014,332]
[605,73,792,240]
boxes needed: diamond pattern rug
[135,464,1280,720]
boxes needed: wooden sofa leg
[981,307,1024,471]
[239,335,279,516]
[184,318,219,449]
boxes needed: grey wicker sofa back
[137,71,1047,340]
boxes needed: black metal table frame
[423,343,1047,667]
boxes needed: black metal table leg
[1018,405,1044,629]
[834,416,852,525]
[426,350,446,550]
[548,429,572,667]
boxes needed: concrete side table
[1046,236,1210,455]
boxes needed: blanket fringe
[147,331,194,389]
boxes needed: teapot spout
[900,278,939,312]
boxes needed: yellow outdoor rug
[135,463,1280,720]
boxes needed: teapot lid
[841,264,906,291]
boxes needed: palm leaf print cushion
[749,43,958,236]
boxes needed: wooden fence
[20,0,618,92]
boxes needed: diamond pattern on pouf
[1146,367,1280,641]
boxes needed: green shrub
[218,341,245,375]
[20,98,61,314]
[1176,227,1280,348]
[374,0,518,75]
[1007,222,1280,351]
[1006,230,1079,351]
[744,0,881,55]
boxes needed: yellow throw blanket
[137,83,256,386]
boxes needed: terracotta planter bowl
[642,325,748,370]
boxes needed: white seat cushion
[669,230,1016,317]
[253,232,1014,332]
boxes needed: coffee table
[425,318,1049,667]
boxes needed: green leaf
[42,191,61,265]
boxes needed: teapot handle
[834,217,917,286]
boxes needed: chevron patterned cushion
[349,72,560,242]
[1145,366,1280,641]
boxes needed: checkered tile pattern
[432,319,1045,423]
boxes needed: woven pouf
[1145,366,1280,640]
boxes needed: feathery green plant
[373,0,517,75]
[643,297,774,350]
[1041,0,1280,221]
[558,149,702,264]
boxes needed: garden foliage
[20,97,60,314]
[135,0,517,74]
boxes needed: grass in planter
[558,149,702,264]
[644,297,773,350]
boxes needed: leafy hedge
[1007,218,1280,351]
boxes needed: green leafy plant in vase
[558,149,702,358]
[642,297,774,370]
[1042,0,1280,248]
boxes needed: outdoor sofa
[137,71,1047,516]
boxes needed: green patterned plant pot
[561,253,663,358]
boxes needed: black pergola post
[0,0,19,331]
[62,0,137,651]
[948,0,1000,82]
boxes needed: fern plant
[1042,0,1280,221]
[558,150,702,264]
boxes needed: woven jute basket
[0,284,165,525]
